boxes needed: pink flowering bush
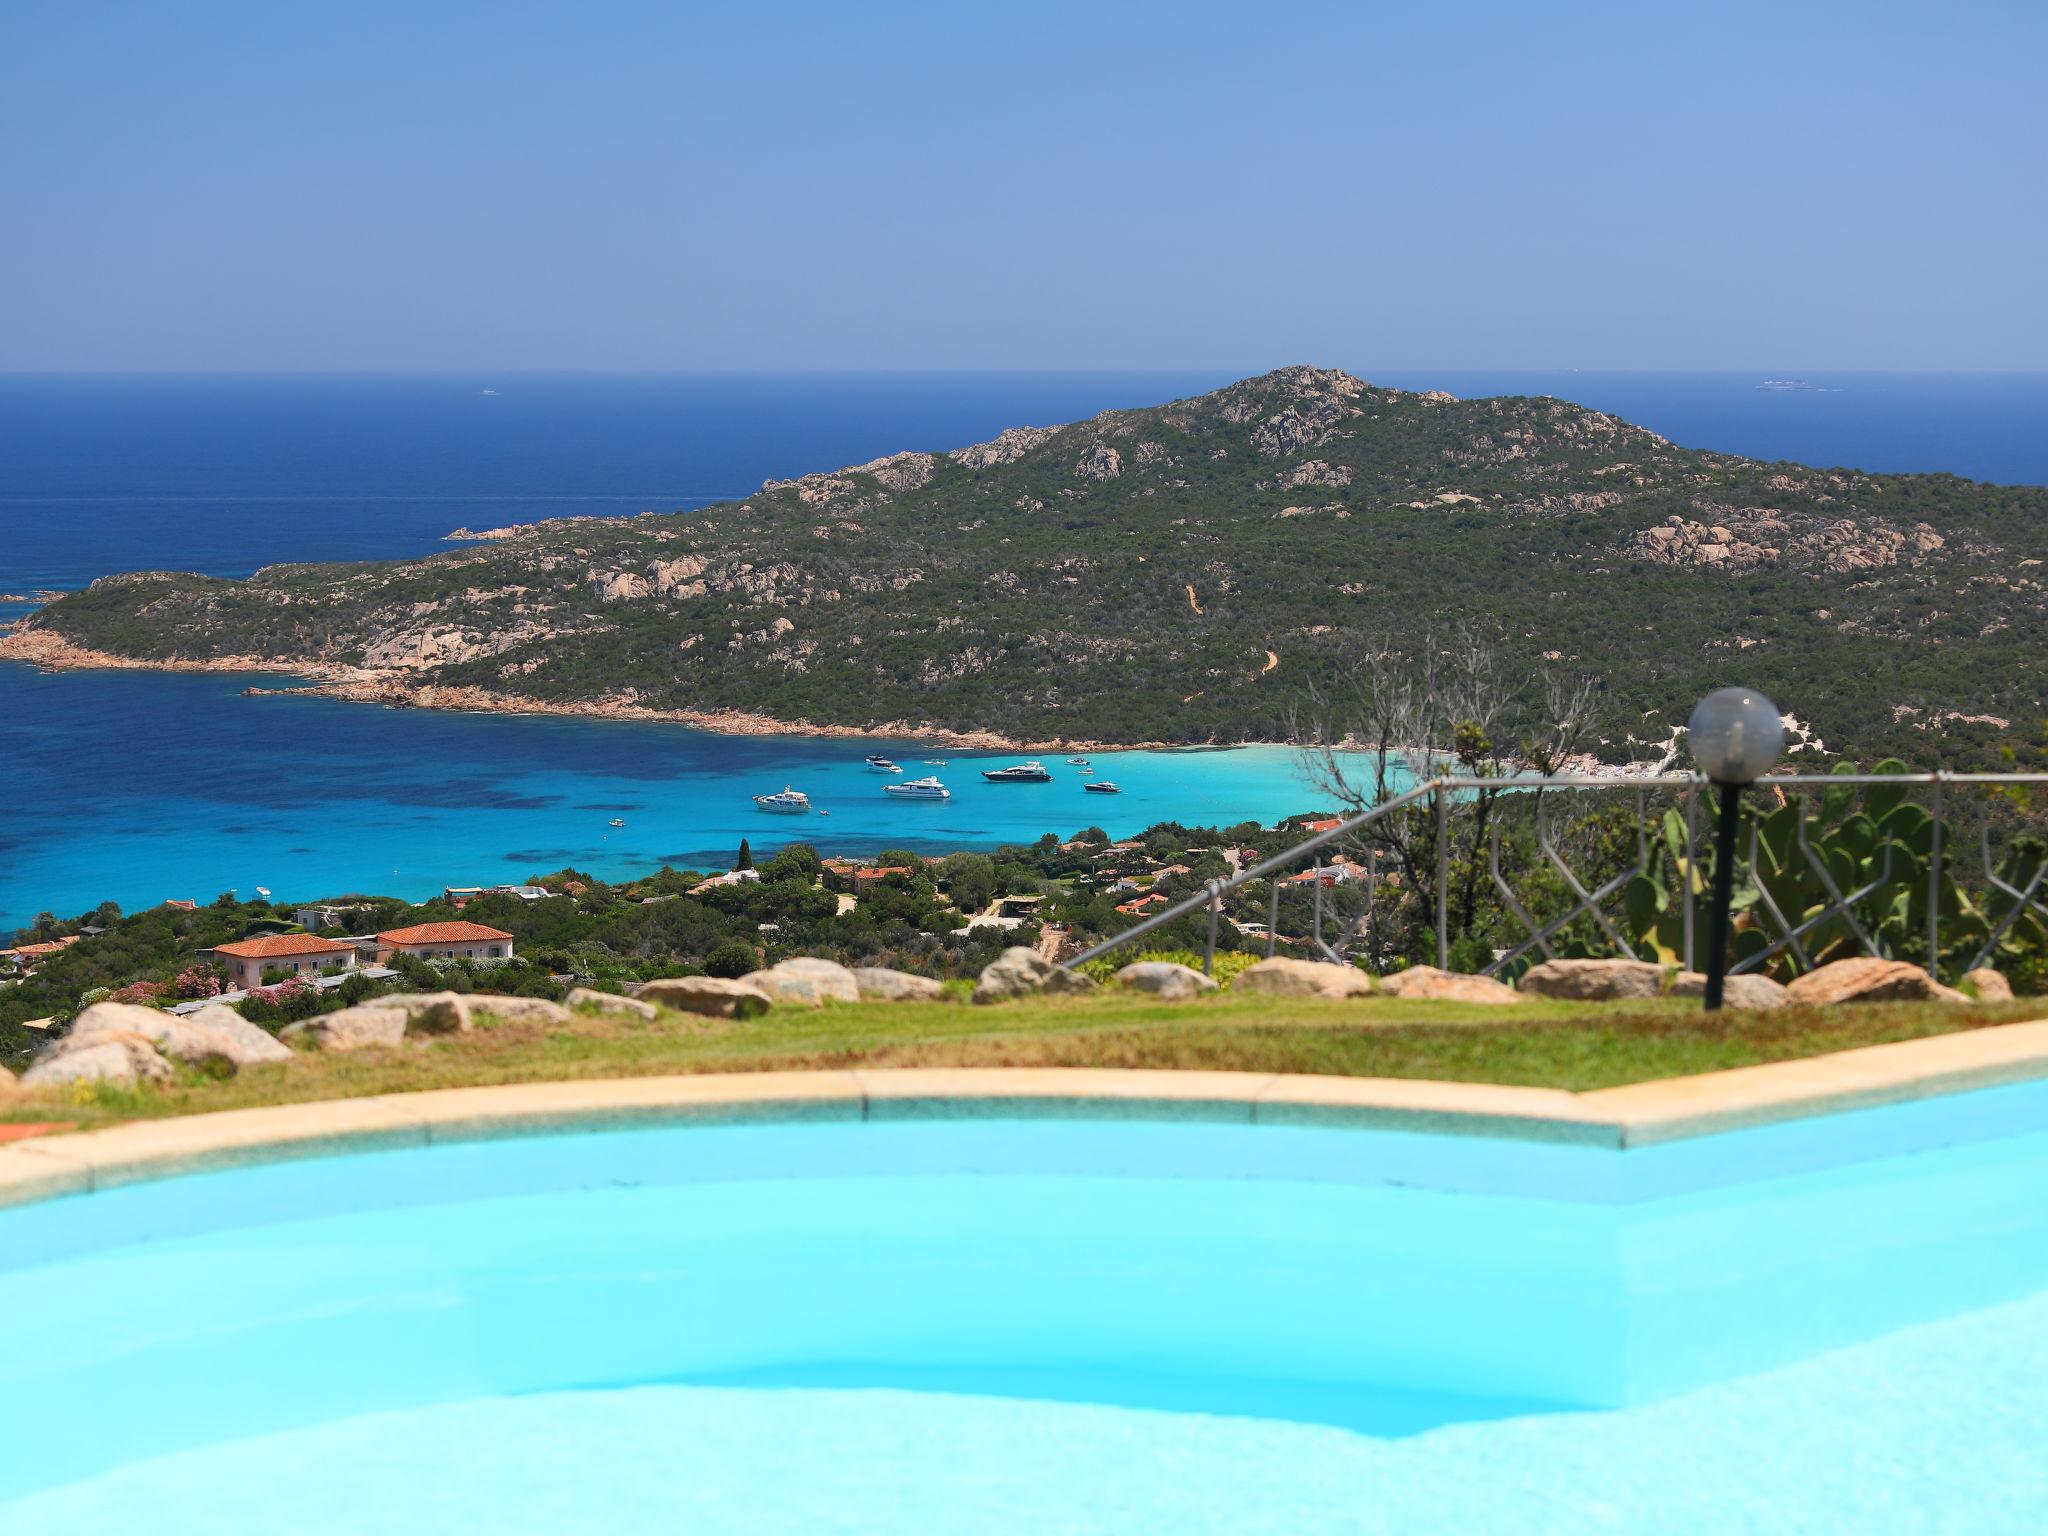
[240,975,322,1025]
[246,977,313,1006]
[107,979,167,1006]
[166,964,224,1000]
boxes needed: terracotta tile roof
[378,921,515,945]
[215,933,360,960]
[4,937,78,959]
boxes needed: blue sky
[2,1,2043,371]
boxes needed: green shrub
[1079,948,1261,986]
[703,939,759,979]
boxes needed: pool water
[5,1084,2048,1533]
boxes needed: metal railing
[1060,771,2048,981]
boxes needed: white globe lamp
[1687,688,1784,1011]
[1687,687,1785,786]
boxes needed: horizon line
[5,366,2048,380]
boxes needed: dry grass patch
[4,991,2043,1131]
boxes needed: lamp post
[1687,687,1785,1011]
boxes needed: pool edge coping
[5,1018,2048,1209]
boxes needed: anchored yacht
[884,775,951,800]
[752,787,812,814]
[981,761,1052,783]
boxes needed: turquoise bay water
[0,664,1328,931]
[4,1082,2048,1530]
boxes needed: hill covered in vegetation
[10,367,2044,758]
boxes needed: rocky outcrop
[636,975,773,1018]
[852,967,945,1002]
[590,570,653,602]
[1376,967,1521,1004]
[566,987,660,1020]
[1668,972,1790,1010]
[64,1000,290,1070]
[1517,959,1668,1002]
[1251,402,1344,457]
[649,555,712,596]
[152,1003,293,1067]
[1075,444,1122,481]
[851,451,936,492]
[1504,490,1625,519]
[752,957,862,1006]
[1274,459,1352,490]
[1782,958,1967,1006]
[1112,961,1218,1000]
[21,1000,291,1079]
[1962,967,2015,1002]
[281,1006,409,1051]
[376,992,475,1034]
[949,425,1055,469]
[1624,506,1947,576]
[972,947,1098,1004]
[1230,957,1374,1000]
[468,996,573,1026]
[20,1033,176,1088]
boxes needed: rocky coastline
[0,623,1223,753]
[0,624,1684,777]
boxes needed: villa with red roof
[0,934,81,975]
[212,933,360,991]
[376,921,515,964]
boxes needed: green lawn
[7,990,2044,1131]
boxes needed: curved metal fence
[1061,772,2048,984]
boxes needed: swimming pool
[5,1077,2047,1533]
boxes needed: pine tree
[735,838,753,871]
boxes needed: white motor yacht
[884,776,951,800]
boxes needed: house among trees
[441,884,549,909]
[1,935,81,975]
[211,933,360,991]
[375,921,515,964]
[293,901,374,930]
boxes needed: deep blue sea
[3,370,2044,933]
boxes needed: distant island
[3,366,2042,760]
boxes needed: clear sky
[2,0,2043,371]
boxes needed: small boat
[752,787,812,814]
[1066,756,1092,767]
[1083,780,1121,794]
[884,775,951,800]
[865,755,904,774]
[923,759,948,766]
[982,761,1052,783]
[608,818,625,828]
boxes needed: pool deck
[4,1018,2048,1210]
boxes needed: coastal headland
[12,366,2041,764]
